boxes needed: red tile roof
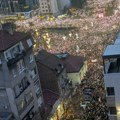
[63,55,85,73]
[0,30,30,51]
[56,53,86,73]
[43,89,59,115]
[36,50,64,72]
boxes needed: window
[5,51,11,61]
[18,99,26,112]
[109,107,117,115]
[107,87,115,96]
[29,54,34,63]
[27,39,33,47]
[14,78,30,98]
[30,68,37,79]
[11,45,21,58]
[34,82,41,98]
[17,60,24,73]
[22,77,30,88]
[25,91,33,103]
[12,69,16,78]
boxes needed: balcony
[7,50,26,66]
[19,96,34,114]
[15,81,30,99]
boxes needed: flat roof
[114,38,120,44]
[103,45,120,58]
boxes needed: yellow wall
[68,61,87,87]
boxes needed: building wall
[50,99,64,120]
[57,68,68,95]
[0,36,43,119]
[0,0,12,14]
[49,0,60,15]
[37,62,60,94]
[104,73,120,120]
[0,89,11,113]
[67,61,87,87]
[39,0,51,14]
[6,88,19,119]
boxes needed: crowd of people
[15,0,120,119]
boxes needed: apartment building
[55,52,87,87]
[35,50,70,119]
[0,0,40,18]
[103,32,120,120]
[39,0,61,15]
[0,0,12,14]
[0,23,43,120]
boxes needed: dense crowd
[15,0,120,119]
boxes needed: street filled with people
[15,0,120,119]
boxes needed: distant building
[60,0,71,11]
[39,0,61,15]
[0,23,43,120]
[0,0,12,14]
[36,50,70,120]
[0,0,40,18]
[103,32,120,120]
[55,52,87,87]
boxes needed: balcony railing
[19,96,34,114]
[15,81,30,99]
[7,50,26,66]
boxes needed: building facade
[0,23,43,120]
[103,32,120,120]
[0,0,40,18]
[0,0,12,14]
[55,52,87,87]
[36,50,70,119]
[39,0,61,15]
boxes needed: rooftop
[36,50,64,72]
[55,53,86,73]
[0,30,29,51]
[43,89,59,115]
[103,45,120,58]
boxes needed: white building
[103,32,120,120]
[39,0,61,15]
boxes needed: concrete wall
[50,0,60,15]
[0,89,11,112]
[6,88,19,119]
[67,61,87,87]
[104,73,120,120]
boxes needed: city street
[15,0,120,119]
